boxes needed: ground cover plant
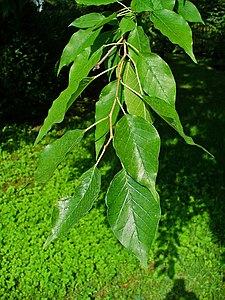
[0,57,225,299]
[33,0,216,267]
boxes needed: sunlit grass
[0,55,225,299]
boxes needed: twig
[93,37,124,71]
[84,115,109,133]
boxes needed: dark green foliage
[0,36,58,125]
[0,1,93,127]
[191,0,225,68]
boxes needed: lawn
[0,55,225,299]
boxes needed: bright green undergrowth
[0,57,225,299]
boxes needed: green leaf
[70,13,106,28]
[131,0,154,12]
[123,61,153,123]
[35,130,84,183]
[143,95,212,155]
[35,45,103,144]
[158,0,175,10]
[119,16,136,36]
[114,114,160,194]
[131,0,175,12]
[106,169,161,267]
[75,0,117,5]
[35,49,91,144]
[58,27,102,74]
[128,26,151,60]
[137,53,176,106]
[95,81,120,158]
[71,12,117,30]
[107,49,121,80]
[177,0,204,24]
[44,166,101,247]
[150,9,196,62]
[66,77,95,110]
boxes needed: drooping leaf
[123,61,153,123]
[106,169,161,267]
[35,46,103,144]
[150,9,196,62]
[95,81,120,158]
[70,13,106,28]
[177,0,204,24]
[35,130,84,183]
[35,49,90,144]
[128,26,151,60]
[66,77,95,110]
[75,0,117,5]
[58,27,102,74]
[137,53,176,106]
[114,114,160,194]
[44,166,101,247]
[143,95,212,155]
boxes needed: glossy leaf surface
[58,27,102,74]
[128,26,151,60]
[70,13,106,28]
[114,115,160,194]
[137,53,176,105]
[35,47,102,144]
[160,0,175,10]
[150,9,196,62]
[44,166,101,247]
[106,169,161,267]
[35,130,84,183]
[123,61,153,123]
[177,0,204,24]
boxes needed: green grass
[0,55,225,299]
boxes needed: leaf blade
[114,115,160,194]
[35,45,103,144]
[58,27,102,74]
[35,130,84,183]
[137,53,176,106]
[123,61,153,123]
[177,0,204,24]
[95,81,120,158]
[44,166,101,247]
[150,9,196,62]
[70,13,106,28]
[106,169,161,267]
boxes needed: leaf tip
[43,235,55,249]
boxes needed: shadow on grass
[165,278,199,300]
[154,54,225,277]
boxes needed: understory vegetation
[0,55,225,299]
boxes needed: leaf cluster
[35,0,210,266]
